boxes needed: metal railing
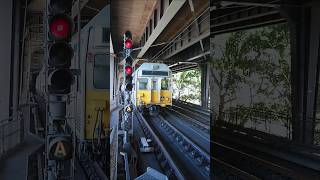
[0,116,22,158]
[217,107,292,139]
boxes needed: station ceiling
[111,0,209,57]
[111,0,158,53]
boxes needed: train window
[93,54,109,89]
[152,80,158,90]
[161,78,169,90]
[139,78,148,90]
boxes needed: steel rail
[214,141,294,172]
[213,157,261,180]
[173,104,210,119]
[173,100,211,116]
[167,108,210,131]
[134,110,185,180]
[212,140,315,179]
[146,113,210,179]
[158,115,210,160]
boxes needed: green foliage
[172,69,201,104]
[210,23,292,124]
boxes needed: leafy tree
[172,69,201,104]
[210,23,291,127]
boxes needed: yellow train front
[132,63,172,112]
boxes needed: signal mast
[119,31,137,180]
[122,31,134,134]
[45,0,74,179]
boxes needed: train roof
[133,63,171,77]
[83,5,110,30]
[136,63,170,72]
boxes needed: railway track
[135,109,210,180]
[160,110,210,153]
[164,108,210,133]
[213,140,320,180]
[166,100,211,133]
[135,110,185,180]
[172,100,210,121]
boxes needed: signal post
[122,31,134,135]
[45,0,74,179]
[119,31,137,180]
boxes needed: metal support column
[200,63,209,108]
[285,4,320,144]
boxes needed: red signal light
[49,17,71,40]
[125,39,133,49]
[125,66,133,75]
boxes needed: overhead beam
[163,31,209,60]
[71,0,89,18]
[188,0,205,51]
[212,1,281,8]
[137,0,187,58]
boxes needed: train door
[137,78,151,106]
[151,79,160,104]
[160,77,172,106]
[85,53,110,140]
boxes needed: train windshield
[161,78,169,90]
[93,54,109,89]
[139,78,148,90]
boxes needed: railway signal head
[123,31,133,58]
[125,38,133,49]
[123,31,132,46]
[48,0,72,14]
[124,56,133,91]
[47,0,74,94]
[48,15,73,41]
[49,42,73,67]
[125,66,133,75]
